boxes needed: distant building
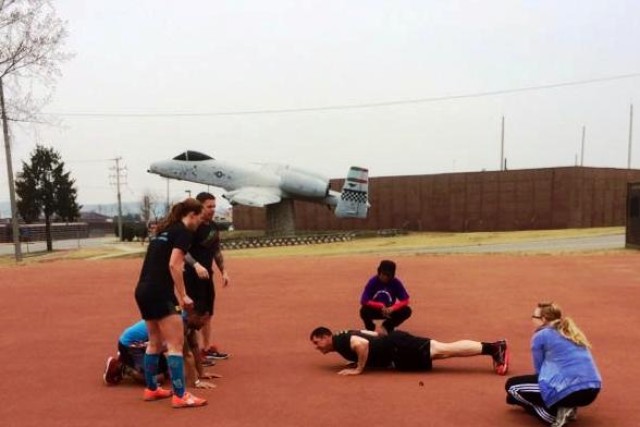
[80,211,113,223]
[80,210,114,237]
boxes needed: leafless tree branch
[0,0,71,123]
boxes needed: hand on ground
[196,380,217,389]
[200,372,223,379]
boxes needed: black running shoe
[492,340,509,375]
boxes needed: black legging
[360,305,412,332]
[505,374,600,423]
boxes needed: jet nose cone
[148,161,162,175]
[148,160,186,181]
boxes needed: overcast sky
[1,0,639,211]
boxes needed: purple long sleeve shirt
[360,275,410,307]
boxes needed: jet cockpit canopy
[172,151,213,161]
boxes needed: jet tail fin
[335,166,369,218]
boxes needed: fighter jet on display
[148,151,369,218]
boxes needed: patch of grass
[0,245,143,266]
[227,227,625,258]
[0,226,626,265]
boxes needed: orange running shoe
[143,387,173,401]
[172,392,207,408]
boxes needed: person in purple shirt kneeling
[359,260,412,335]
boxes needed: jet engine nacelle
[279,168,329,199]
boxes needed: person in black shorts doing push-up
[310,327,509,376]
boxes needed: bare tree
[139,191,163,244]
[0,0,71,261]
[140,190,163,224]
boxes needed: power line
[66,158,112,164]
[43,71,640,118]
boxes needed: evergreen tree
[15,145,81,251]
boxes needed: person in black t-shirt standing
[310,327,509,376]
[134,198,207,408]
[184,192,230,361]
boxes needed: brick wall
[232,167,640,232]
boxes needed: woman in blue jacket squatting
[505,302,602,427]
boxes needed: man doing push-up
[310,327,509,376]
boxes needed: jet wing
[223,187,282,207]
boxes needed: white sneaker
[551,407,576,427]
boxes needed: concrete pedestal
[266,199,296,236]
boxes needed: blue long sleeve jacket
[532,326,602,407]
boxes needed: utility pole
[0,78,22,262]
[629,104,634,169]
[500,116,505,171]
[580,126,586,167]
[110,157,126,241]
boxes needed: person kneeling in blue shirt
[103,312,218,390]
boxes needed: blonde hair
[156,198,202,234]
[537,302,591,348]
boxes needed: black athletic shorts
[118,341,168,375]
[134,284,181,320]
[388,331,433,371]
[184,268,215,316]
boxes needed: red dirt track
[0,253,637,426]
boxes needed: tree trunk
[0,78,22,261]
[45,213,52,252]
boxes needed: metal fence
[0,222,91,243]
